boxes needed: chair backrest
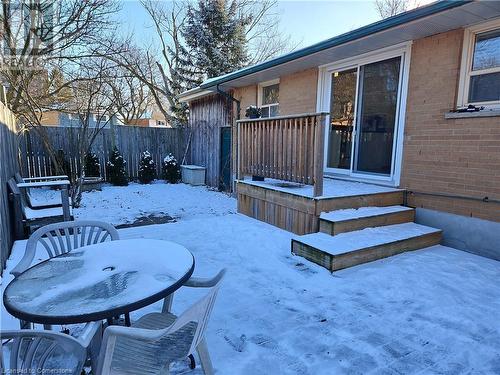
[11,220,120,277]
[170,268,226,354]
[14,172,24,184]
[97,269,225,375]
[1,330,87,375]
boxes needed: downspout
[216,84,241,194]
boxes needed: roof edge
[200,0,471,89]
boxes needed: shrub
[138,151,157,184]
[162,153,181,183]
[84,152,100,177]
[245,105,261,119]
[106,147,128,186]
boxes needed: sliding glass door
[325,54,403,179]
[354,57,401,175]
[327,68,357,171]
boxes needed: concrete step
[292,222,442,271]
[319,205,415,235]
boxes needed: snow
[2,183,500,374]
[5,239,193,318]
[242,177,401,199]
[294,223,441,256]
[24,205,73,220]
[74,182,235,226]
[320,205,412,222]
[28,188,62,207]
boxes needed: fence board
[0,102,19,273]
[19,125,187,180]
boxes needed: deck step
[319,205,415,235]
[292,223,442,271]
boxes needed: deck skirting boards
[237,181,405,235]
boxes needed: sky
[117,0,383,50]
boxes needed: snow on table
[3,239,193,324]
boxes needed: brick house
[179,1,500,266]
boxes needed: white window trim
[457,18,500,109]
[257,78,280,117]
[316,41,412,187]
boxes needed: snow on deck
[242,177,401,199]
[320,205,412,222]
[2,183,500,374]
[294,223,440,256]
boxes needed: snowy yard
[2,183,500,374]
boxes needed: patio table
[3,239,194,325]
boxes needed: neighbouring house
[40,110,122,128]
[179,0,500,267]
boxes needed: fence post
[313,113,326,197]
[237,121,242,180]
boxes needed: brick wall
[233,68,318,117]
[401,29,500,222]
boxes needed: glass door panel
[327,68,357,170]
[354,57,401,175]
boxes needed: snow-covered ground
[3,183,500,374]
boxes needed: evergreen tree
[138,151,157,184]
[162,153,181,183]
[182,0,251,79]
[106,147,128,186]
[84,152,101,177]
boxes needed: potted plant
[245,105,262,119]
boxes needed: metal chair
[95,269,226,375]
[1,323,100,375]
[11,220,120,278]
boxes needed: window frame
[457,19,500,109]
[257,79,280,118]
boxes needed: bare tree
[0,0,120,174]
[374,0,420,19]
[109,68,153,125]
[107,0,293,125]
[63,57,118,206]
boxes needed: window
[259,80,279,118]
[458,20,500,108]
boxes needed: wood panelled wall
[0,102,19,273]
[188,94,233,189]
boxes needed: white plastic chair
[1,323,100,374]
[11,220,120,278]
[95,269,226,375]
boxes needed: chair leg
[19,320,32,329]
[162,294,174,313]
[196,338,214,375]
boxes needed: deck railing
[237,112,327,197]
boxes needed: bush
[162,153,181,183]
[106,147,128,186]
[138,151,157,184]
[84,152,100,177]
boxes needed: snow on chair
[95,269,226,375]
[1,324,100,375]
[14,172,69,209]
[11,220,120,278]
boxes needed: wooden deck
[237,179,405,235]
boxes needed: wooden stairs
[291,205,442,272]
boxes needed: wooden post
[313,113,326,197]
[61,186,71,221]
[237,121,242,180]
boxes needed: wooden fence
[20,125,187,180]
[0,102,19,273]
[237,113,326,197]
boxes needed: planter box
[181,165,206,186]
[82,177,103,192]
